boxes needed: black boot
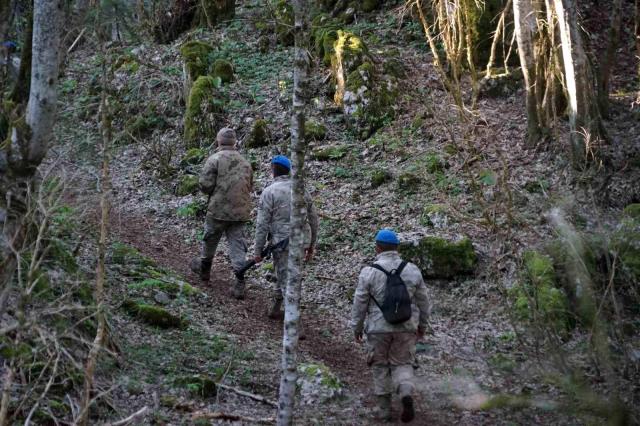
[267,298,284,319]
[400,395,415,423]
[190,258,212,281]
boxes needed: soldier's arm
[414,273,430,332]
[199,155,218,195]
[351,268,370,336]
[305,192,319,247]
[254,190,271,257]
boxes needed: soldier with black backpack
[351,229,430,423]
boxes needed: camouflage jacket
[351,251,430,334]
[254,175,319,257]
[199,146,253,221]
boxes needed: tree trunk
[8,9,32,102]
[513,0,543,145]
[598,0,623,117]
[635,0,640,83]
[277,0,310,425]
[554,0,606,167]
[0,0,61,290]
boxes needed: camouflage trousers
[366,333,416,397]
[201,217,247,272]
[272,248,288,300]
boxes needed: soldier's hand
[304,246,314,262]
[355,331,363,344]
[254,256,263,263]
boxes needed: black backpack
[370,261,413,325]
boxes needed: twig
[104,406,149,426]
[216,383,278,407]
[67,27,87,54]
[192,410,276,424]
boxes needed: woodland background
[0,0,639,424]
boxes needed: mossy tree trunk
[513,0,546,145]
[277,0,310,424]
[554,0,606,167]
[8,7,32,103]
[0,0,61,292]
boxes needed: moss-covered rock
[311,144,349,160]
[298,363,343,403]
[420,204,449,228]
[343,61,398,138]
[184,76,226,149]
[399,236,477,279]
[274,0,294,46]
[198,0,235,27]
[111,242,155,268]
[212,59,234,83]
[370,169,392,188]
[311,14,340,66]
[331,31,370,104]
[305,119,327,141]
[361,0,380,12]
[176,174,199,196]
[122,299,184,328]
[180,41,214,99]
[623,203,640,220]
[180,147,207,169]
[509,250,571,332]
[245,119,270,148]
[479,69,523,98]
[397,171,422,191]
[175,375,217,398]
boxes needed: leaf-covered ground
[50,0,640,424]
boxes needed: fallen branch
[105,406,149,426]
[216,383,277,407]
[67,27,86,54]
[191,410,275,424]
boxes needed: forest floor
[48,0,640,424]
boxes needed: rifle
[235,238,289,281]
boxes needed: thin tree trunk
[513,0,543,145]
[277,0,310,424]
[8,9,32,102]
[598,0,623,117]
[76,33,112,426]
[635,0,639,87]
[486,0,512,78]
[554,0,606,167]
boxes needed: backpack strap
[370,263,390,276]
[392,260,408,276]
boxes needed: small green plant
[177,200,206,218]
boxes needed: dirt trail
[109,209,372,392]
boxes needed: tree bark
[277,0,310,425]
[513,0,543,145]
[8,8,32,103]
[0,0,61,291]
[598,0,623,117]
[635,0,640,83]
[554,0,606,167]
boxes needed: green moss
[311,14,340,65]
[180,41,214,81]
[305,119,327,141]
[398,236,477,279]
[311,145,349,160]
[274,0,294,46]
[122,299,184,328]
[370,169,392,188]
[175,375,217,398]
[444,144,458,156]
[184,76,225,149]
[397,171,421,191]
[212,59,234,83]
[176,174,199,196]
[423,154,445,173]
[180,148,207,168]
[245,119,270,148]
[331,31,370,79]
[509,250,571,332]
[198,0,235,26]
[623,203,640,220]
[361,0,379,11]
[128,278,200,296]
[111,242,155,268]
[299,363,342,390]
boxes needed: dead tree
[277,0,310,424]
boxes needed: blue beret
[2,41,17,49]
[272,155,291,170]
[375,229,399,245]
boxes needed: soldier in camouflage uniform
[190,128,253,299]
[253,155,318,319]
[352,229,430,423]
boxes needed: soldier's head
[374,229,399,254]
[216,127,236,147]
[271,155,291,177]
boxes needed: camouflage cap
[217,127,236,146]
